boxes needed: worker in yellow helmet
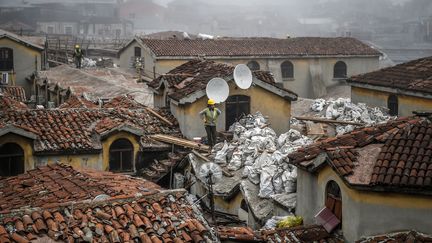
[199,99,221,147]
[72,44,84,69]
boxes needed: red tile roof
[357,231,432,243]
[0,108,180,153]
[149,59,297,102]
[0,188,216,243]
[0,95,28,111]
[103,95,147,109]
[288,116,432,193]
[0,86,27,102]
[261,225,342,243]
[58,95,98,109]
[0,163,160,212]
[348,56,432,95]
[140,37,381,57]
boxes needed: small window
[0,143,25,177]
[134,47,142,57]
[388,94,398,116]
[334,61,347,78]
[0,48,13,71]
[247,61,260,71]
[226,95,250,129]
[109,139,134,172]
[47,26,54,34]
[281,60,294,79]
[65,26,73,35]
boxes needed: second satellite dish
[234,64,253,89]
[206,78,229,103]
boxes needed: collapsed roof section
[0,107,180,154]
[148,59,298,105]
[0,163,160,212]
[136,37,381,58]
[288,116,432,195]
[348,56,432,98]
[35,65,153,106]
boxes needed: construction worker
[199,99,221,147]
[72,44,84,69]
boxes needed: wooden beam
[151,134,209,152]
[145,108,174,126]
[294,116,364,126]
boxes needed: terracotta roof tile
[102,95,146,109]
[0,95,28,111]
[357,230,432,243]
[149,59,297,102]
[58,95,98,109]
[217,226,261,242]
[0,108,179,153]
[0,163,160,212]
[348,56,432,95]
[141,37,380,57]
[289,116,432,193]
[0,190,215,243]
[0,86,26,102]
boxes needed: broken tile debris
[356,230,432,243]
[0,163,160,212]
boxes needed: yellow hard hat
[208,99,215,105]
[75,44,80,48]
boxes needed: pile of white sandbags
[310,98,391,134]
[211,112,313,198]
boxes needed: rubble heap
[211,112,312,198]
[307,98,391,134]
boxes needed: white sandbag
[258,164,277,198]
[227,150,243,171]
[311,98,326,112]
[214,141,229,164]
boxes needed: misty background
[1,0,431,63]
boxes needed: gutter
[348,81,432,99]
[154,54,381,60]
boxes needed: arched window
[326,181,342,221]
[0,48,13,71]
[333,61,347,78]
[109,139,134,172]
[225,95,250,129]
[247,61,260,71]
[0,143,24,177]
[388,94,398,116]
[134,47,141,57]
[281,61,294,79]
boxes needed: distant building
[348,56,432,116]
[0,29,46,97]
[288,116,432,242]
[148,60,298,138]
[118,37,381,98]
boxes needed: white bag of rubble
[253,112,267,127]
[259,163,278,198]
[311,98,326,112]
[214,141,229,164]
[226,143,238,161]
[282,167,297,193]
[272,172,284,194]
[262,127,277,138]
[227,150,243,171]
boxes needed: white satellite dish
[234,64,253,89]
[206,78,229,103]
[198,162,223,185]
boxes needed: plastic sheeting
[213,112,313,198]
[309,98,391,135]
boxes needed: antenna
[206,78,229,103]
[198,162,223,224]
[234,64,253,89]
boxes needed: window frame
[225,95,251,129]
[387,94,399,116]
[0,48,14,71]
[109,138,134,172]
[333,61,347,79]
[281,60,294,80]
[0,143,25,177]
